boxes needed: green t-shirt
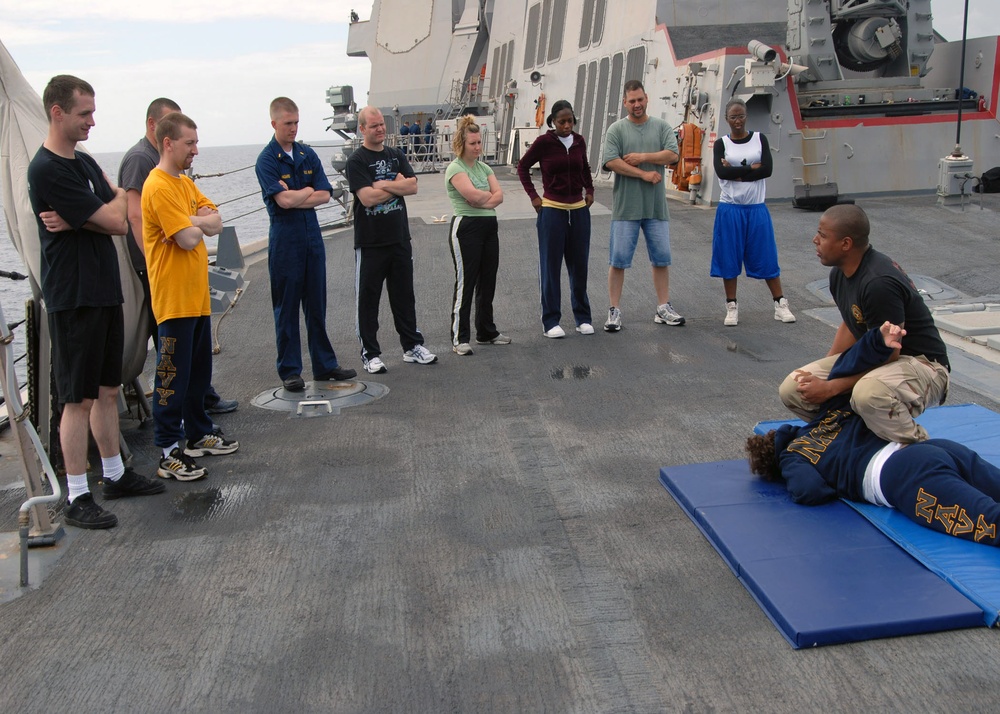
[445,158,496,217]
[601,116,678,221]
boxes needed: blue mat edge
[845,501,1000,627]
[753,403,1000,628]
[657,468,984,648]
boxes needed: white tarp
[0,38,149,383]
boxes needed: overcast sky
[0,0,996,153]
[0,0,376,152]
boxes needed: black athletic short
[48,305,124,404]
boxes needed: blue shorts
[710,202,779,280]
[609,219,672,269]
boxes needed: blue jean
[609,219,672,268]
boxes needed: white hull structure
[343,0,1000,204]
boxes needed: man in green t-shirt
[601,80,683,332]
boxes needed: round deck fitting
[251,379,389,417]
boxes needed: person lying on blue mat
[747,321,1000,546]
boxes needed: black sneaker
[315,366,358,381]
[158,447,208,481]
[282,374,305,392]
[64,493,118,529]
[103,467,167,499]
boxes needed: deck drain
[171,483,255,523]
[550,364,599,380]
[251,379,389,417]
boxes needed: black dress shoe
[282,374,305,391]
[205,397,239,414]
[315,366,357,381]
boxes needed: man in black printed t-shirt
[778,204,949,443]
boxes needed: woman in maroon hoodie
[517,100,595,338]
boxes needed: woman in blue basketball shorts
[712,98,795,327]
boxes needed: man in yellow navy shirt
[142,112,240,481]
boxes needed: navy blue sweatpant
[153,316,214,449]
[881,439,1000,546]
[537,206,591,330]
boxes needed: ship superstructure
[337,0,1000,204]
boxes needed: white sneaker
[654,302,686,326]
[543,325,566,338]
[724,301,739,326]
[575,323,595,335]
[774,297,796,323]
[453,343,473,355]
[363,356,387,374]
[403,344,438,364]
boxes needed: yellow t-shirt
[141,168,215,322]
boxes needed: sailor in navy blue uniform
[256,97,355,391]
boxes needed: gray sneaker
[604,307,622,332]
[476,333,511,345]
[184,433,240,457]
[654,302,686,326]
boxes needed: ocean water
[0,141,347,397]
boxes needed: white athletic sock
[67,473,89,503]
[102,454,125,482]
[163,443,179,459]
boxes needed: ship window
[589,57,610,169]
[624,45,647,107]
[609,52,625,120]
[574,63,587,117]
[536,0,552,66]
[580,60,598,152]
[592,0,606,45]
[490,45,502,98]
[524,3,540,70]
[504,40,515,92]
[579,0,595,49]
[547,0,567,63]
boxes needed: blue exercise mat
[659,444,990,647]
[755,403,1000,627]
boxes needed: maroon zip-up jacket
[517,130,595,205]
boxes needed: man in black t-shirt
[778,204,950,443]
[346,106,436,375]
[28,75,164,530]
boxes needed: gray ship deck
[2,175,999,712]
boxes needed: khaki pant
[778,354,950,443]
